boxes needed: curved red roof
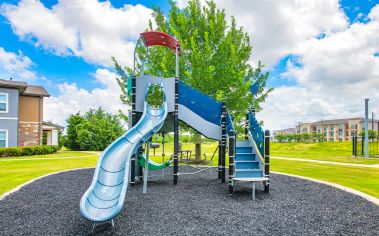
[140,31,181,55]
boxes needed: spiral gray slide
[80,83,167,222]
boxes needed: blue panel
[248,111,264,156]
[178,80,222,125]
[250,82,259,95]
[226,111,235,134]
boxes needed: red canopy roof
[140,31,181,55]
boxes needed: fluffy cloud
[177,0,348,67]
[4,0,379,131]
[1,0,152,67]
[44,68,126,126]
[0,47,36,80]
[258,5,379,130]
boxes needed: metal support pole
[352,134,356,157]
[173,77,179,185]
[130,75,136,186]
[228,130,235,194]
[143,141,150,193]
[162,133,165,179]
[264,130,270,193]
[245,113,249,140]
[221,101,226,183]
[218,141,221,179]
[365,98,369,158]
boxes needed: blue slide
[80,83,167,222]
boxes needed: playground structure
[80,31,271,225]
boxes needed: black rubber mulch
[0,166,378,236]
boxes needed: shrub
[0,145,60,157]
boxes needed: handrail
[226,111,235,134]
[248,110,264,158]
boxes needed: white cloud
[258,5,379,130]
[44,68,126,126]
[1,0,153,67]
[176,0,348,67]
[0,47,36,80]
[4,0,379,132]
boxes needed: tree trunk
[192,133,202,163]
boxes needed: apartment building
[274,118,379,142]
[296,118,379,141]
[0,78,62,147]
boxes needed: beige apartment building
[295,118,379,141]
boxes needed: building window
[350,124,357,129]
[0,93,8,113]
[0,130,7,147]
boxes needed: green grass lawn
[271,158,379,198]
[1,142,378,200]
[271,142,379,164]
[0,151,98,195]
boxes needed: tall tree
[114,0,272,129]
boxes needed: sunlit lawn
[271,141,379,164]
[0,151,98,195]
[1,142,378,199]
[271,158,379,198]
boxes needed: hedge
[0,145,60,157]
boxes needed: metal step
[236,146,252,153]
[235,153,256,161]
[235,160,260,169]
[235,169,263,178]
[236,140,250,147]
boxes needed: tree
[65,113,85,150]
[65,108,124,151]
[114,0,272,130]
[311,133,323,142]
[358,130,378,139]
[275,134,286,143]
[301,133,311,142]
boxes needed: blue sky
[0,0,378,129]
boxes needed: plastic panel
[178,80,222,126]
[140,31,180,54]
[178,104,222,140]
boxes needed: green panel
[138,154,171,170]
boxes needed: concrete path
[272,156,379,168]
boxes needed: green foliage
[65,107,125,151]
[275,133,324,143]
[0,145,60,157]
[42,131,47,145]
[65,113,85,151]
[358,130,378,139]
[146,84,164,108]
[113,0,272,131]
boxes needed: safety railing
[247,109,270,193]
[248,110,264,158]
